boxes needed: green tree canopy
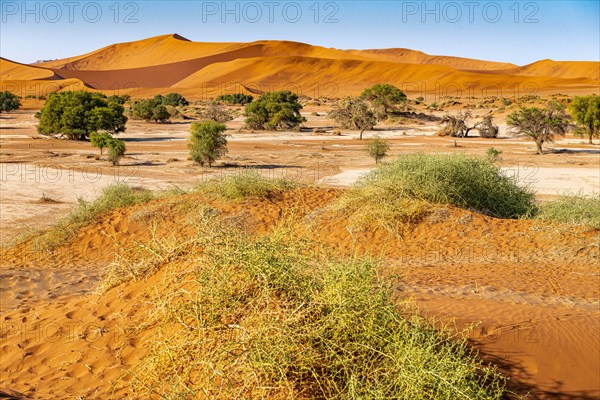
[507,101,571,154]
[163,93,189,107]
[570,95,600,144]
[0,91,21,113]
[37,91,127,140]
[216,93,253,105]
[360,84,407,117]
[245,91,305,130]
[89,132,113,155]
[130,97,171,123]
[328,97,376,140]
[107,139,126,166]
[366,137,390,164]
[189,120,228,167]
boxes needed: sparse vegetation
[570,95,600,144]
[36,91,127,140]
[216,93,253,105]
[477,115,500,138]
[199,103,234,123]
[536,194,600,229]
[116,211,506,399]
[486,147,502,160]
[366,136,390,164]
[0,91,21,113]
[189,120,228,167]
[507,100,571,154]
[245,91,306,130]
[27,184,153,251]
[328,97,376,140]
[196,169,298,199]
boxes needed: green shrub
[124,225,506,399]
[337,154,536,231]
[361,84,407,116]
[107,139,126,166]
[570,95,600,144]
[89,131,113,155]
[486,147,502,160]
[37,91,127,140]
[196,169,297,199]
[163,92,189,107]
[189,120,228,167]
[0,91,21,113]
[366,137,390,164]
[216,93,253,105]
[130,97,171,123]
[536,194,600,229]
[245,91,305,130]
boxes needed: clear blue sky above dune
[1,0,598,65]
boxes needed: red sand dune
[1,33,599,98]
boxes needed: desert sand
[2,34,599,98]
[2,102,600,398]
[1,35,599,399]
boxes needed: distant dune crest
[1,33,598,98]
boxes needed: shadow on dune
[476,349,599,400]
[0,389,36,399]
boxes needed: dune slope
[2,34,599,98]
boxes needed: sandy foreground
[1,108,599,398]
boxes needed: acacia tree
[360,84,407,117]
[107,139,126,166]
[328,97,376,140]
[570,95,600,144]
[163,93,189,107]
[366,137,390,164]
[476,115,499,138]
[130,97,171,123]
[438,111,472,137]
[200,103,234,123]
[507,101,571,154]
[0,91,21,113]
[216,93,253,105]
[189,121,228,167]
[245,91,305,130]
[90,132,113,155]
[37,91,127,140]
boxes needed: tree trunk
[589,135,593,144]
[536,140,544,155]
[359,129,364,140]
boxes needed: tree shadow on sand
[475,347,599,400]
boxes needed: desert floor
[1,105,599,399]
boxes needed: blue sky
[1,1,598,65]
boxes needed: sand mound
[347,48,518,70]
[172,55,600,97]
[1,187,598,398]
[0,58,56,81]
[505,59,600,81]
